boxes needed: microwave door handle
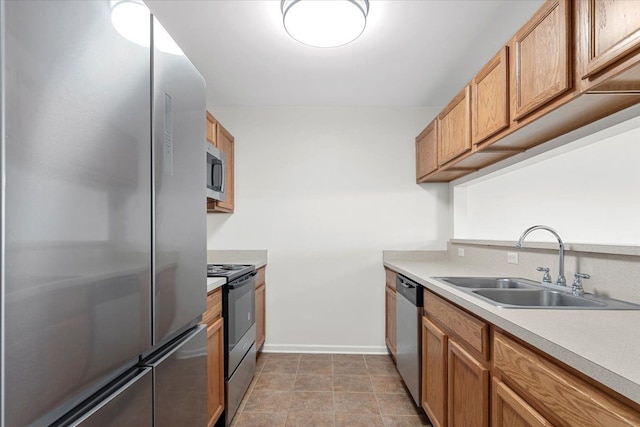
[219,151,226,194]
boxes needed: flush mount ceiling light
[110,0,183,55]
[281,0,369,48]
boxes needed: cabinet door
[438,86,471,165]
[494,332,640,427]
[492,379,553,427]
[421,317,447,427]
[385,285,397,359]
[416,120,438,182]
[207,318,224,427]
[472,47,509,145]
[210,123,235,213]
[448,340,489,427]
[512,0,571,120]
[583,0,640,79]
[256,283,266,351]
[206,111,217,146]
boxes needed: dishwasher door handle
[400,282,414,289]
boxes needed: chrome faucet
[516,225,566,286]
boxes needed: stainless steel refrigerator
[0,1,208,425]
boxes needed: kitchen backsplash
[385,240,640,305]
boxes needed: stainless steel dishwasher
[396,274,423,406]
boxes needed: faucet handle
[572,273,590,296]
[536,267,552,283]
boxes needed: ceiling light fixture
[281,0,369,48]
[110,0,183,55]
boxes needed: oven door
[206,144,225,201]
[224,272,256,377]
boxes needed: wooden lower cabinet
[255,266,266,352]
[256,283,265,351]
[422,289,489,427]
[202,288,224,427]
[494,331,640,427]
[492,378,552,427]
[417,288,640,427]
[448,340,489,427]
[207,317,224,427]
[385,284,397,359]
[384,268,397,360]
[421,317,447,427]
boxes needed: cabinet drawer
[424,290,489,359]
[203,288,222,327]
[385,268,397,291]
[255,267,266,288]
[493,332,640,426]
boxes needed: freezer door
[152,17,207,346]
[143,325,208,427]
[52,368,153,427]
[2,1,152,425]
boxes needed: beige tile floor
[230,353,432,427]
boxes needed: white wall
[207,107,449,352]
[453,115,640,245]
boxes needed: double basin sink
[435,277,640,310]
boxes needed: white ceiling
[146,0,544,107]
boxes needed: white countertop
[207,277,226,293]
[384,257,640,404]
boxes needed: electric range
[206,263,257,426]
[207,264,255,282]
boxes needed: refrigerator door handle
[162,92,174,176]
[51,367,153,427]
[143,325,206,367]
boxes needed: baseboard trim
[261,343,390,355]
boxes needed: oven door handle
[228,272,257,290]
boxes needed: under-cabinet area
[383,241,640,427]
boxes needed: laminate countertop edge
[207,277,226,293]
[384,259,640,405]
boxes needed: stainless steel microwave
[207,144,225,201]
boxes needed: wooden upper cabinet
[206,112,217,146]
[583,0,640,79]
[208,121,235,213]
[438,86,471,165]
[472,47,509,145]
[512,0,571,121]
[492,379,553,427]
[416,120,438,182]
